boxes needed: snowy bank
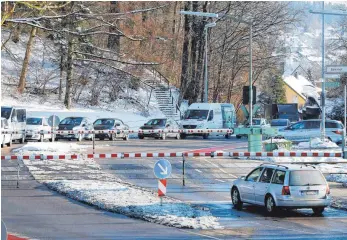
[17,145,221,229]
[296,138,340,149]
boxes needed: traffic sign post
[154,159,172,205]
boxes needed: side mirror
[240,176,245,180]
[115,123,121,127]
[82,124,86,127]
[166,124,170,127]
[144,123,148,126]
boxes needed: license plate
[305,191,317,195]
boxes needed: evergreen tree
[271,75,287,104]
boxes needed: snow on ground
[12,142,88,154]
[16,145,221,229]
[295,138,340,149]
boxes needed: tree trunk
[185,1,199,104]
[107,1,120,52]
[17,26,36,94]
[179,1,191,102]
[59,54,63,100]
[64,35,73,109]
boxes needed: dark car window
[289,170,326,186]
[146,119,166,126]
[94,119,115,125]
[184,110,209,120]
[245,167,263,182]
[27,118,42,125]
[305,121,320,129]
[326,121,343,129]
[60,117,83,126]
[272,170,286,185]
[1,107,12,120]
[271,119,289,127]
[290,122,305,130]
[259,168,275,183]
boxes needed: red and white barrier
[1,151,342,160]
[158,179,167,197]
[1,128,234,135]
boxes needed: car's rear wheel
[312,207,325,215]
[236,135,242,139]
[203,133,209,139]
[138,136,144,139]
[175,133,180,140]
[225,134,230,139]
[180,133,186,139]
[231,188,243,210]
[265,195,276,214]
[123,134,129,141]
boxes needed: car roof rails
[260,163,288,169]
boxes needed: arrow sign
[154,159,172,179]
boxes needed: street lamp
[224,15,253,126]
[179,11,218,103]
[204,22,216,103]
[309,4,347,140]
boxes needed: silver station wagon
[231,164,331,214]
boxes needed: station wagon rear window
[289,170,326,186]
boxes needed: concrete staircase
[142,68,180,120]
[154,87,180,120]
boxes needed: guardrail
[1,151,343,160]
[1,129,235,134]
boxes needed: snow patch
[296,138,340,149]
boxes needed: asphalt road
[2,136,347,239]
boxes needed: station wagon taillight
[326,185,330,195]
[282,186,291,195]
[332,130,343,135]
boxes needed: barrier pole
[182,154,186,186]
[17,161,20,188]
[93,132,95,154]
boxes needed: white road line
[215,179,226,183]
[203,158,238,178]
[195,169,202,173]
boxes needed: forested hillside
[1,1,346,115]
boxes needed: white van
[1,106,26,143]
[179,103,236,139]
[26,117,53,142]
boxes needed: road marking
[215,179,226,183]
[195,169,202,173]
[179,229,222,240]
[203,158,238,178]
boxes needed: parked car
[1,106,26,143]
[231,164,331,214]
[93,118,129,141]
[25,117,53,142]
[1,118,12,148]
[180,103,236,139]
[277,119,343,143]
[270,119,291,130]
[138,118,180,140]
[236,118,270,139]
[55,117,93,141]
